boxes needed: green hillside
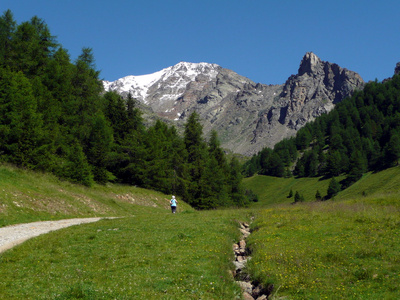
[242,174,339,206]
[243,165,400,207]
[0,163,193,227]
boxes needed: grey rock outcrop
[250,52,364,151]
[104,53,365,156]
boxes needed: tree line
[0,10,249,209]
[244,72,400,192]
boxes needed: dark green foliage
[327,177,341,199]
[227,157,248,207]
[86,114,113,183]
[315,190,322,201]
[61,142,94,187]
[245,189,259,202]
[345,150,367,186]
[296,127,312,150]
[242,154,260,177]
[181,113,247,209]
[0,68,43,167]
[0,11,246,209]
[294,191,304,203]
[384,130,400,167]
[0,10,16,67]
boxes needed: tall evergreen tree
[327,177,341,199]
[183,112,209,207]
[0,9,16,67]
[207,130,229,206]
[384,131,400,167]
[227,157,247,207]
[346,150,367,184]
[0,68,43,167]
[87,114,114,183]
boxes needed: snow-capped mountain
[103,62,220,105]
[103,54,364,155]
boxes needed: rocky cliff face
[250,52,364,152]
[103,53,365,156]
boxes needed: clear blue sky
[2,0,400,84]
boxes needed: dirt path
[0,218,104,254]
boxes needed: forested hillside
[244,73,400,193]
[0,10,248,209]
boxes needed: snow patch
[103,62,220,102]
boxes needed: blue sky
[2,0,400,84]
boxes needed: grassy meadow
[242,174,346,206]
[0,209,250,299]
[1,163,400,299]
[0,164,249,299]
[247,201,400,299]
[243,169,400,299]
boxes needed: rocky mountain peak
[298,52,323,76]
[104,53,365,156]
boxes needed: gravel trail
[0,218,103,254]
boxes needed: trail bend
[0,218,104,254]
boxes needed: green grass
[0,164,250,299]
[0,164,193,227]
[242,166,400,299]
[242,174,343,206]
[0,209,250,299]
[336,166,400,204]
[246,201,400,299]
[2,163,400,299]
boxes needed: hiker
[170,195,177,213]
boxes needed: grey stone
[240,228,250,238]
[233,260,246,270]
[243,292,255,300]
[237,281,253,294]
[237,255,246,262]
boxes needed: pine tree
[346,150,367,184]
[87,114,113,183]
[0,9,16,67]
[183,112,209,207]
[207,130,229,206]
[384,131,400,167]
[62,142,94,187]
[295,127,312,150]
[126,92,144,134]
[294,191,301,203]
[11,17,58,76]
[315,190,322,201]
[325,150,343,177]
[103,91,129,143]
[228,157,247,207]
[0,68,43,167]
[327,177,341,199]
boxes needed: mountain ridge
[103,53,365,155]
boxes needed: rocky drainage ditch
[232,222,273,300]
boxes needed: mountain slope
[103,53,364,155]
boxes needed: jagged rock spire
[298,52,323,76]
